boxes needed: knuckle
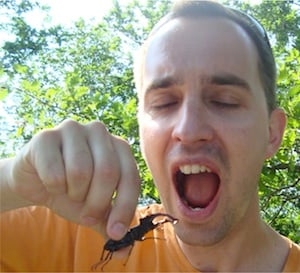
[67,164,92,183]
[43,173,66,192]
[67,167,92,201]
[32,128,58,146]
[87,120,108,133]
[59,119,81,129]
[99,163,119,181]
[114,135,130,147]
[55,119,83,135]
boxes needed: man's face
[138,17,280,246]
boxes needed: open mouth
[174,164,220,210]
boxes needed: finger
[106,136,141,240]
[80,121,121,227]
[30,129,67,195]
[59,120,93,202]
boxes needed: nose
[172,100,214,144]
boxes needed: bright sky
[25,0,262,28]
[30,0,115,27]
[2,0,263,37]
[0,0,115,44]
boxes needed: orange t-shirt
[0,204,299,272]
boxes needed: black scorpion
[91,213,178,271]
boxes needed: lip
[171,157,221,222]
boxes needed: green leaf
[13,64,29,74]
[0,88,8,100]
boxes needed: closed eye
[152,101,178,110]
[211,100,240,108]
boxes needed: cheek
[227,117,270,174]
[139,119,175,205]
[139,116,170,164]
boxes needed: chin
[171,205,237,248]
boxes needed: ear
[265,108,287,159]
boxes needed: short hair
[134,0,276,113]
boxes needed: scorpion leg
[100,252,113,271]
[122,244,134,266]
[91,250,113,271]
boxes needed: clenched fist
[0,119,140,240]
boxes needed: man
[0,0,299,272]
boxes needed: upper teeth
[179,164,212,175]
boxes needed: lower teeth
[189,206,204,211]
[183,199,205,211]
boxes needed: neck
[176,203,289,272]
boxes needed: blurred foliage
[0,0,299,242]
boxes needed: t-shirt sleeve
[282,239,300,272]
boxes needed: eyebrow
[144,73,251,94]
[145,76,183,94]
[210,73,251,91]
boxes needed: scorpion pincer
[91,213,178,271]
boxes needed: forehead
[142,17,260,92]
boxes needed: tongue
[183,173,219,208]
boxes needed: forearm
[0,158,32,212]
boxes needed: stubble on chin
[174,213,233,247]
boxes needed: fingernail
[111,222,126,239]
